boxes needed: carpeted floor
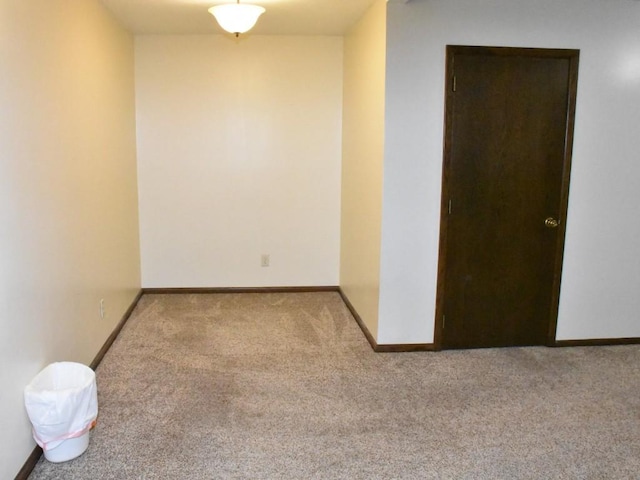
[29,292,640,479]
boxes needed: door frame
[433,45,580,350]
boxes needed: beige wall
[340,0,387,340]
[0,1,140,476]
[135,35,343,288]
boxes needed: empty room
[2,0,639,478]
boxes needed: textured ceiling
[98,0,381,36]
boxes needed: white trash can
[24,362,98,463]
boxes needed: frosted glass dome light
[209,2,265,37]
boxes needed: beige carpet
[29,292,640,479]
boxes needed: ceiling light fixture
[208,0,265,37]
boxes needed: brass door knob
[545,217,559,228]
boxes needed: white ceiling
[98,0,380,36]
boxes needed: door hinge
[448,199,452,215]
[452,75,457,92]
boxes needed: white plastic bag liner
[24,362,98,454]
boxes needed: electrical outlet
[99,299,105,319]
[261,254,270,267]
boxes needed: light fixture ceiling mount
[208,0,265,37]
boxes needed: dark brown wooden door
[437,46,579,349]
